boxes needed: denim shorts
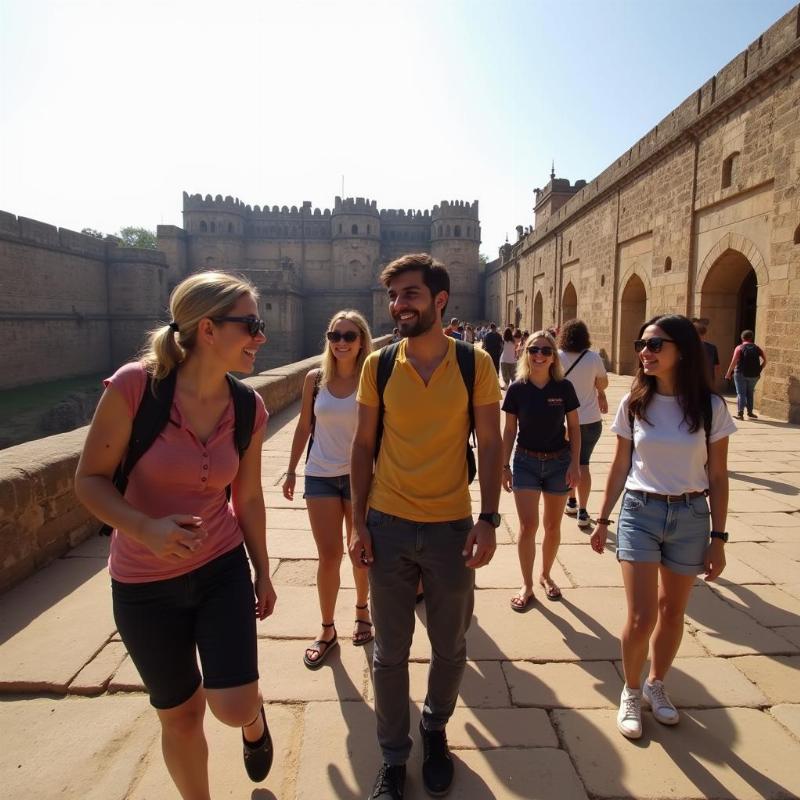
[616,490,711,575]
[303,474,351,501]
[112,544,258,709]
[579,421,603,466]
[512,448,571,494]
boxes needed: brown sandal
[303,623,338,669]
[353,603,374,646]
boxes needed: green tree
[479,252,489,265]
[80,227,105,239]
[117,226,157,249]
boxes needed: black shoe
[419,720,454,796]
[370,763,406,799]
[242,705,273,782]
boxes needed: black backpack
[99,369,256,535]
[739,343,762,378]
[376,339,477,483]
[305,369,323,463]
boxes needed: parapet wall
[0,337,391,595]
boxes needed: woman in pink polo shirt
[75,272,275,798]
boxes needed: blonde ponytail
[144,324,186,381]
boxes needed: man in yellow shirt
[350,253,502,800]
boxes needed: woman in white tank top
[282,310,374,668]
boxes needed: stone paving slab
[445,706,559,748]
[69,640,128,696]
[730,656,800,704]
[770,703,800,740]
[555,707,800,800]
[0,558,115,692]
[725,542,800,584]
[0,695,158,800]
[773,626,800,648]
[474,543,573,590]
[503,660,621,708]
[265,528,321,559]
[686,585,799,656]
[708,582,800,627]
[128,702,300,800]
[408,660,510,708]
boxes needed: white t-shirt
[560,349,607,425]
[306,385,358,477]
[611,392,737,495]
[500,341,518,364]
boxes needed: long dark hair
[558,319,591,352]
[503,327,513,342]
[629,314,714,433]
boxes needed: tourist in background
[75,272,275,797]
[502,330,580,608]
[558,319,609,528]
[513,328,524,357]
[499,327,518,389]
[282,310,374,668]
[483,322,504,375]
[692,319,720,387]
[591,314,735,740]
[724,329,766,420]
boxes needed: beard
[394,301,437,338]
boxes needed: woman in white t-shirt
[591,314,736,741]
[499,327,518,389]
[558,320,609,528]
[282,310,374,668]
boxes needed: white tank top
[305,385,358,477]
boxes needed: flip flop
[510,593,535,612]
[303,624,338,670]
[353,605,374,646]
[542,583,562,602]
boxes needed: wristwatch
[478,512,502,528]
[709,530,729,543]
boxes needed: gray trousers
[367,508,475,765]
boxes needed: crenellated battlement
[183,192,247,215]
[333,196,380,216]
[431,200,480,220]
[379,208,432,222]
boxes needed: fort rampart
[0,337,391,594]
[487,5,800,421]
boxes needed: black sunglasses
[326,330,360,343]
[212,316,266,337]
[527,345,554,356]
[634,336,675,353]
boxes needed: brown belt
[629,489,708,504]
[516,446,568,461]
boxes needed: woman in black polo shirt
[502,330,581,609]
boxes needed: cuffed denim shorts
[579,421,603,466]
[616,490,711,575]
[512,448,571,495]
[303,474,351,501]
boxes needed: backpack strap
[454,340,476,443]
[563,349,589,378]
[375,342,401,458]
[100,369,177,535]
[225,373,257,501]
[305,369,323,463]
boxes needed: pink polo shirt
[104,362,268,583]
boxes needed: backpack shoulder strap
[226,373,257,457]
[704,393,713,445]
[454,340,476,436]
[563,349,589,378]
[375,342,401,457]
[305,369,323,463]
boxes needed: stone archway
[561,282,577,323]
[533,291,543,331]
[698,245,765,380]
[618,274,648,375]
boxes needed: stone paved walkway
[1,374,800,799]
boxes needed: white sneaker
[564,501,578,517]
[617,686,642,739]
[643,679,680,725]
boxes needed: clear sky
[0,0,795,257]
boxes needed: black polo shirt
[502,378,580,452]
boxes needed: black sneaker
[419,720,454,796]
[370,763,406,799]
[564,499,578,517]
[242,705,273,782]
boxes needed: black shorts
[579,421,603,466]
[112,544,258,709]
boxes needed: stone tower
[182,194,246,272]
[430,200,481,323]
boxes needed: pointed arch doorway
[618,274,647,375]
[533,291,543,331]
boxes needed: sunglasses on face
[212,316,266,337]
[634,336,675,353]
[326,330,360,343]
[527,346,554,356]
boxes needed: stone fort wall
[487,5,800,422]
